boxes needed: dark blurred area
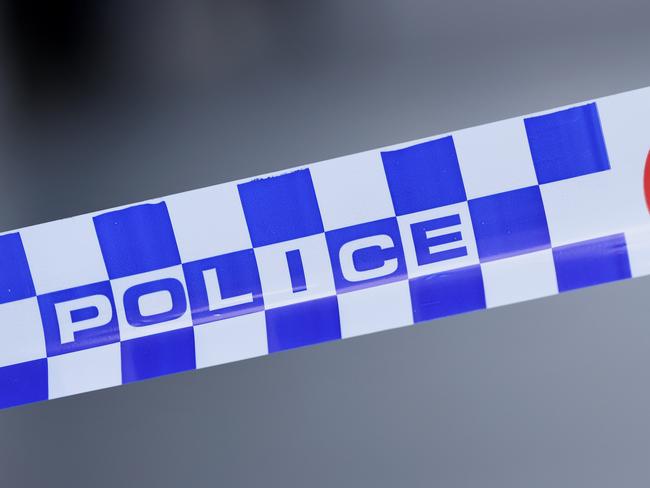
[1,1,648,234]
[5,2,110,106]
[4,1,649,106]
[3,1,324,108]
[1,0,649,231]
[1,1,337,228]
[1,2,650,487]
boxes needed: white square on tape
[455,117,538,199]
[481,249,557,308]
[47,343,121,399]
[194,311,267,368]
[21,215,109,294]
[541,170,626,247]
[311,150,395,231]
[338,280,412,339]
[166,182,252,263]
[0,298,46,368]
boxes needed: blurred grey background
[1,1,649,487]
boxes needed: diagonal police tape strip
[1,87,649,410]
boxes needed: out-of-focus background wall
[0,2,649,487]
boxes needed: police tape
[1,87,649,410]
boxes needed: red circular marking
[645,151,650,213]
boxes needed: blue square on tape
[0,233,35,304]
[0,359,48,410]
[265,296,341,353]
[38,281,119,356]
[326,217,406,293]
[409,265,485,322]
[121,328,196,383]
[381,136,467,216]
[469,186,550,261]
[238,169,324,247]
[524,103,610,184]
[183,249,264,325]
[553,233,631,292]
[94,202,181,279]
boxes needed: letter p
[38,281,119,356]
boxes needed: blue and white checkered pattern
[1,87,649,410]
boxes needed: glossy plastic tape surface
[1,87,649,410]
